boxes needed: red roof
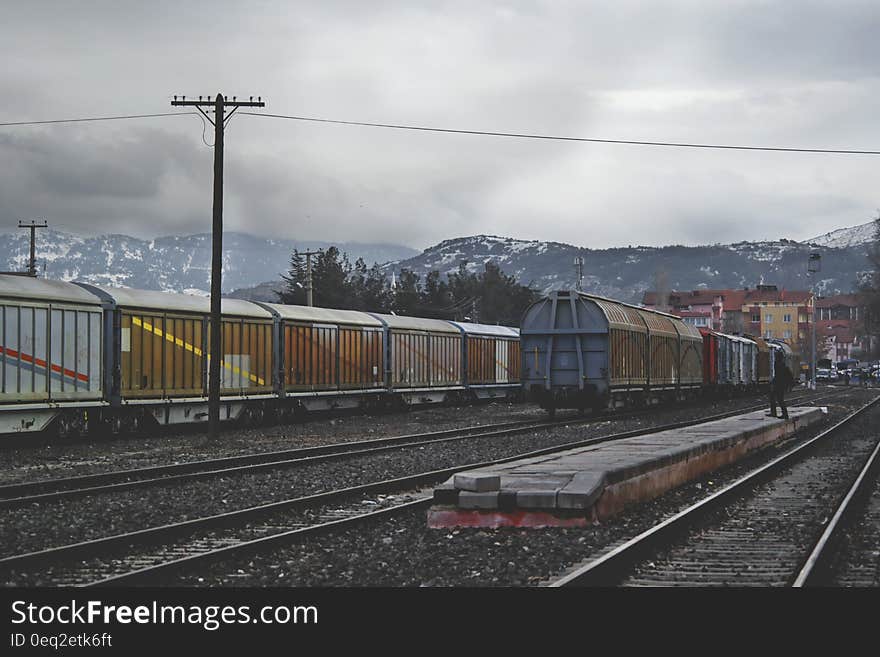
[823,325,855,343]
[817,294,866,309]
[743,288,811,304]
[642,289,747,309]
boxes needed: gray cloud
[1,1,879,250]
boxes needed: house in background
[642,284,813,352]
[641,289,745,332]
[816,294,874,358]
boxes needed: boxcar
[737,335,757,387]
[751,336,772,386]
[368,313,463,404]
[700,329,719,387]
[520,290,703,413]
[0,275,104,434]
[257,303,385,411]
[446,322,520,399]
[78,284,274,427]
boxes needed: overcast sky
[1,1,879,250]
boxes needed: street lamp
[807,251,822,389]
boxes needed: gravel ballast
[155,389,879,587]
[0,388,859,562]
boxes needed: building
[678,309,712,328]
[818,322,856,363]
[642,284,813,352]
[641,289,746,332]
[816,294,874,359]
[742,285,813,352]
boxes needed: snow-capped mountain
[805,220,877,249]
[1,222,875,305]
[0,229,417,295]
[385,229,876,304]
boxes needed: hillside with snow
[805,220,877,249]
[384,233,874,304]
[1,222,875,305]
[0,229,417,295]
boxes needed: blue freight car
[520,290,703,414]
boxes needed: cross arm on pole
[171,97,266,108]
[167,93,265,440]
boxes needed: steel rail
[792,430,880,586]
[548,393,880,587]
[0,390,840,581]
[85,498,436,587]
[84,392,851,587]
[0,389,836,508]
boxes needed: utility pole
[807,251,822,390]
[574,255,584,292]
[301,250,321,307]
[171,93,265,439]
[19,220,48,276]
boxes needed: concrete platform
[427,406,824,529]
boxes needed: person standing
[768,350,793,419]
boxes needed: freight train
[520,290,801,414]
[0,275,520,437]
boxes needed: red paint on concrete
[427,508,588,529]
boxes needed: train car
[77,284,274,428]
[700,329,719,387]
[0,274,525,437]
[520,290,702,413]
[768,339,801,389]
[675,320,704,390]
[0,275,104,435]
[446,322,520,400]
[735,335,758,388]
[257,303,385,412]
[367,313,464,405]
[751,336,773,387]
[700,330,760,393]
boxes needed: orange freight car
[257,304,384,392]
[80,287,275,399]
[368,313,462,403]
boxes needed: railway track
[794,421,880,587]
[548,393,880,587]
[0,389,838,509]
[0,389,842,586]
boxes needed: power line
[0,112,197,127]
[4,108,878,155]
[242,111,880,155]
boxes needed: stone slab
[558,471,607,509]
[430,406,824,528]
[458,491,500,509]
[516,489,559,509]
[454,472,500,492]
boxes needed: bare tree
[722,311,744,335]
[860,212,880,358]
[653,269,671,313]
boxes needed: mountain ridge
[0,229,418,295]
[0,221,875,305]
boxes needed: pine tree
[278,250,307,305]
[392,269,422,315]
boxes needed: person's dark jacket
[773,359,794,390]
